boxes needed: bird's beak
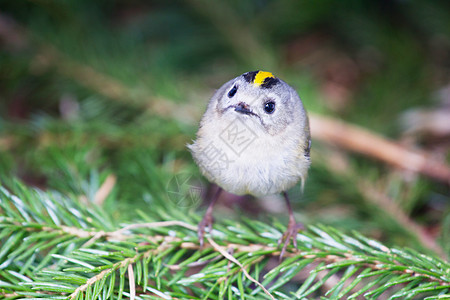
[234,102,253,115]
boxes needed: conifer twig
[69,256,137,300]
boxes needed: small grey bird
[188,71,311,257]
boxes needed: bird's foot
[278,219,304,259]
[198,211,214,248]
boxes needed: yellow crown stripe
[253,71,274,86]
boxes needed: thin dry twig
[206,236,276,300]
[94,174,117,206]
[128,264,136,300]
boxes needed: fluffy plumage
[189,71,310,197]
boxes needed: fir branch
[1,183,449,299]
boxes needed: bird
[188,70,311,257]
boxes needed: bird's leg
[278,191,304,258]
[198,187,222,247]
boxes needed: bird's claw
[278,220,304,259]
[198,213,214,247]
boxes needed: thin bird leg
[198,187,222,247]
[278,191,304,258]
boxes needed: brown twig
[128,264,136,300]
[94,174,117,206]
[310,114,450,184]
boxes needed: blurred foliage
[1,0,450,298]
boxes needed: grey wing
[304,116,311,159]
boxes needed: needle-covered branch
[0,183,448,299]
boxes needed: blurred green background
[1,0,449,258]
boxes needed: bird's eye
[264,101,276,114]
[228,85,238,98]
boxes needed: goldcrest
[189,71,311,256]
